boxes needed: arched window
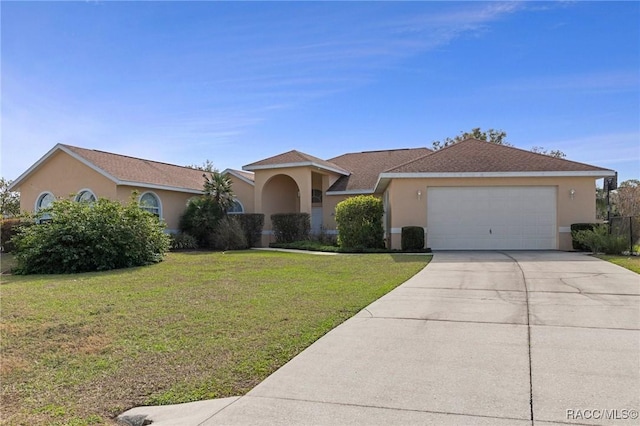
[228,199,244,214]
[35,192,55,223]
[139,192,161,217]
[75,189,96,203]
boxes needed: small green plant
[235,213,265,248]
[169,233,198,250]
[211,216,248,251]
[12,195,170,274]
[335,195,384,249]
[570,223,599,251]
[271,213,310,243]
[401,226,425,251]
[572,224,628,255]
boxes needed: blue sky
[2,1,639,184]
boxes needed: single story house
[10,139,615,250]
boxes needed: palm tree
[203,172,234,214]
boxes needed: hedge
[401,226,425,251]
[335,195,384,249]
[271,213,310,243]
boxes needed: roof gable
[243,150,350,175]
[9,144,208,193]
[386,139,614,174]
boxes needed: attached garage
[427,186,557,250]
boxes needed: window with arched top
[35,192,55,223]
[228,199,244,214]
[139,192,161,217]
[75,189,96,203]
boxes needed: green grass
[594,254,640,274]
[1,251,429,425]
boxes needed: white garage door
[427,186,557,250]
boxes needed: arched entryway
[262,174,301,219]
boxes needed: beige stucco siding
[115,186,195,232]
[228,175,255,214]
[386,176,598,250]
[16,150,118,213]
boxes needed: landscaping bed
[269,240,431,254]
[1,251,429,425]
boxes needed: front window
[140,192,161,217]
[228,199,244,214]
[75,189,96,203]
[35,192,55,223]
[312,189,323,204]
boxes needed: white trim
[262,230,274,235]
[559,226,572,233]
[325,189,375,196]
[374,170,615,193]
[222,169,255,186]
[75,188,97,202]
[390,228,403,234]
[325,229,339,235]
[139,191,163,219]
[244,161,350,176]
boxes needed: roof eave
[118,181,204,194]
[325,189,375,196]
[380,170,616,179]
[222,169,255,186]
[243,161,350,176]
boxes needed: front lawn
[594,254,640,274]
[1,251,429,425]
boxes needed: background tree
[612,179,640,217]
[432,128,566,158]
[1,177,20,217]
[185,159,216,172]
[432,127,509,150]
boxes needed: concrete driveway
[119,252,640,425]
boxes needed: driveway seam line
[245,394,532,423]
[499,251,535,426]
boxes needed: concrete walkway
[119,252,640,425]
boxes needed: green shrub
[570,223,598,251]
[235,213,265,248]
[211,216,247,251]
[335,195,384,249]
[401,226,425,251]
[169,233,198,251]
[271,213,310,243]
[572,224,628,255]
[1,217,31,253]
[12,196,170,274]
[179,196,223,248]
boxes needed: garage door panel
[427,186,557,250]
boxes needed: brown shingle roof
[225,169,255,182]
[243,150,350,175]
[327,147,432,192]
[386,139,613,173]
[63,145,206,191]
